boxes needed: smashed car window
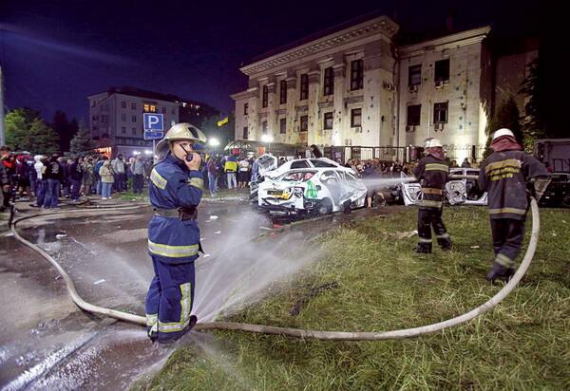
[282,170,317,182]
[310,159,337,168]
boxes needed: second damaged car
[258,168,367,216]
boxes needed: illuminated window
[143,104,157,113]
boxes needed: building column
[285,74,298,145]
[307,67,321,146]
[267,79,277,140]
[332,61,346,147]
[247,86,259,141]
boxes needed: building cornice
[230,89,257,101]
[398,26,491,58]
[240,16,399,76]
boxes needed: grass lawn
[137,206,570,391]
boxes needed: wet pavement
[0,195,395,390]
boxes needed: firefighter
[414,138,452,253]
[145,123,207,344]
[478,128,550,282]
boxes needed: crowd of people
[0,145,153,211]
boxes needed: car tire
[317,198,332,215]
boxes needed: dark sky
[1,0,541,123]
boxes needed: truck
[534,138,570,172]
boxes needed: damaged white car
[399,168,488,206]
[258,168,367,215]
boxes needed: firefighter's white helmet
[425,138,443,148]
[156,123,207,159]
[492,128,515,140]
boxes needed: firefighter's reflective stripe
[495,253,514,268]
[419,199,443,208]
[148,240,199,258]
[158,283,191,333]
[188,177,204,189]
[436,233,450,239]
[150,169,168,190]
[489,207,526,216]
[425,163,449,172]
[485,158,522,174]
[423,187,443,195]
[146,313,158,327]
[418,238,432,243]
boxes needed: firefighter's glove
[532,176,551,202]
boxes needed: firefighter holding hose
[479,128,550,282]
[413,138,453,254]
[145,123,206,344]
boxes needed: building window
[121,113,126,121]
[121,126,126,134]
[435,59,450,83]
[280,80,287,104]
[409,65,422,86]
[262,120,268,135]
[132,115,137,122]
[143,103,157,113]
[407,105,421,126]
[243,127,248,139]
[280,118,286,134]
[121,101,126,109]
[161,107,166,114]
[131,102,136,110]
[262,86,268,108]
[350,59,364,91]
[244,103,249,115]
[351,108,362,127]
[323,67,334,96]
[300,74,309,100]
[300,115,308,132]
[132,127,137,136]
[433,102,449,124]
[324,112,333,129]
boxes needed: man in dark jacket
[44,154,63,208]
[413,138,452,253]
[479,128,550,282]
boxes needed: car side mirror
[316,185,322,191]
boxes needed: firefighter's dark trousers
[490,218,525,269]
[416,207,451,253]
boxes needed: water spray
[10,198,541,341]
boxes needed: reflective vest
[148,154,203,263]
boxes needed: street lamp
[208,138,220,148]
[261,134,273,153]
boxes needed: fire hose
[10,198,541,341]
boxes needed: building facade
[87,87,218,157]
[232,15,534,164]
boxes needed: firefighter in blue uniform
[145,123,206,343]
[478,128,550,282]
[413,138,452,253]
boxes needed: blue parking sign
[143,113,164,131]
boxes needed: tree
[51,110,77,152]
[5,108,59,153]
[520,58,547,142]
[483,97,522,157]
[69,121,96,153]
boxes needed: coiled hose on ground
[10,198,540,341]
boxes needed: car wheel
[317,198,332,215]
